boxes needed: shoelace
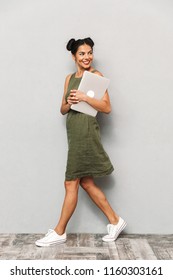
[45,229,54,237]
[107,224,118,237]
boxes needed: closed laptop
[71,71,110,117]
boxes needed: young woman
[35,37,126,247]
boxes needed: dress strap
[70,72,76,79]
[91,69,97,73]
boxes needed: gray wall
[0,0,173,234]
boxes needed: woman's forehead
[77,44,92,52]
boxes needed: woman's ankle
[109,215,119,225]
[54,226,66,235]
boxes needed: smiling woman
[61,39,111,114]
[35,37,126,247]
[73,45,93,69]
[67,38,94,74]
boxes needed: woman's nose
[84,53,89,59]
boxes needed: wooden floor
[0,233,173,260]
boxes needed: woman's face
[73,44,93,70]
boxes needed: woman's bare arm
[60,74,72,115]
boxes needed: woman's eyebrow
[79,50,93,54]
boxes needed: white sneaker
[35,229,67,247]
[102,217,127,242]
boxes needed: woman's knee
[64,179,80,192]
[80,177,94,190]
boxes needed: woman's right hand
[67,92,79,105]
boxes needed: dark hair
[66,37,94,55]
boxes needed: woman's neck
[75,66,94,77]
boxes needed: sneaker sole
[102,221,127,242]
[35,238,67,247]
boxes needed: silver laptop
[71,71,110,117]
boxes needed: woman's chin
[83,65,91,70]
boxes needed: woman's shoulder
[92,69,103,76]
[65,72,74,80]
[64,72,75,84]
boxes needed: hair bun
[66,37,94,55]
[66,38,76,51]
[85,37,94,47]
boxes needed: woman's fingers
[67,95,79,104]
[70,90,85,102]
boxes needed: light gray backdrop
[0,0,173,234]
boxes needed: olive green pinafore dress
[65,71,114,180]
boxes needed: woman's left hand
[70,89,86,102]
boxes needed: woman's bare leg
[54,178,80,235]
[80,176,119,224]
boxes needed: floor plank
[129,238,157,260]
